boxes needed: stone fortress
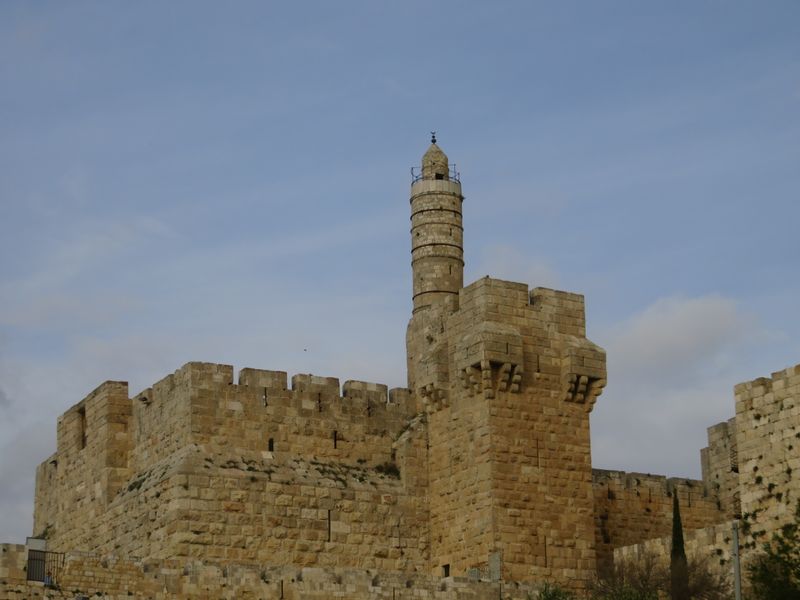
[1,141,798,599]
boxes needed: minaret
[410,134,464,313]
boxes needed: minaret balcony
[411,165,460,183]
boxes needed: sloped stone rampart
[0,549,544,600]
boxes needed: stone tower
[407,139,608,589]
[410,136,464,314]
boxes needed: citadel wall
[0,545,544,600]
[700,418,740,518]
[730,363,800,551]
[592,470,726,575]
[409,277,607,590]
[34,380,136,547]
[613,521,733,572]
[33,362,431,573]
[478,283,600,586]
[694,363,800,556]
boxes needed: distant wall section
[593,470,726,576]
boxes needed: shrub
[592,550,730,600]
[537,583,576,599]
[748,500,800,599]
[591,551,663,600]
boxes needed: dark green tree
[748,500,800,599]
[670,493,689,600]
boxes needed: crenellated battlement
[593,469,713,501]
[33,360,424,562]
[47,362,418,467]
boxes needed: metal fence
[26,549,65,585]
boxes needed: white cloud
[604,295,752,385]
[591,294,760,478]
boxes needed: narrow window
[317,392,322,412]
[262,387,268,407]
[333,430,338,449]
[442,564,450,577]
[435,173,444,180]
[77,406,87,449]
[327,509,331,542]
[268,438,274,452]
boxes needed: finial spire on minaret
[430,131,437,144]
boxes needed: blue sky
[1,1,798,542]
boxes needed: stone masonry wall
[700,418,740,518]
[0,547,545,600]
[480,283,599,588]
[492,284,605,588]
[733,363,800,553]
[426,364,496,580]
[613,521,734,577]
[32,362,428,573]
[34,380,137,546]
[412,278,606,592]
[593,470,727,576]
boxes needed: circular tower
[410,137,464,312]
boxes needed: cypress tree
[671,492,690,600]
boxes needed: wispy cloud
[1,216,172,294]
[592,294,761,477]
[604,295,752,385]
[0,292,143,330]
[0,421,52,540]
